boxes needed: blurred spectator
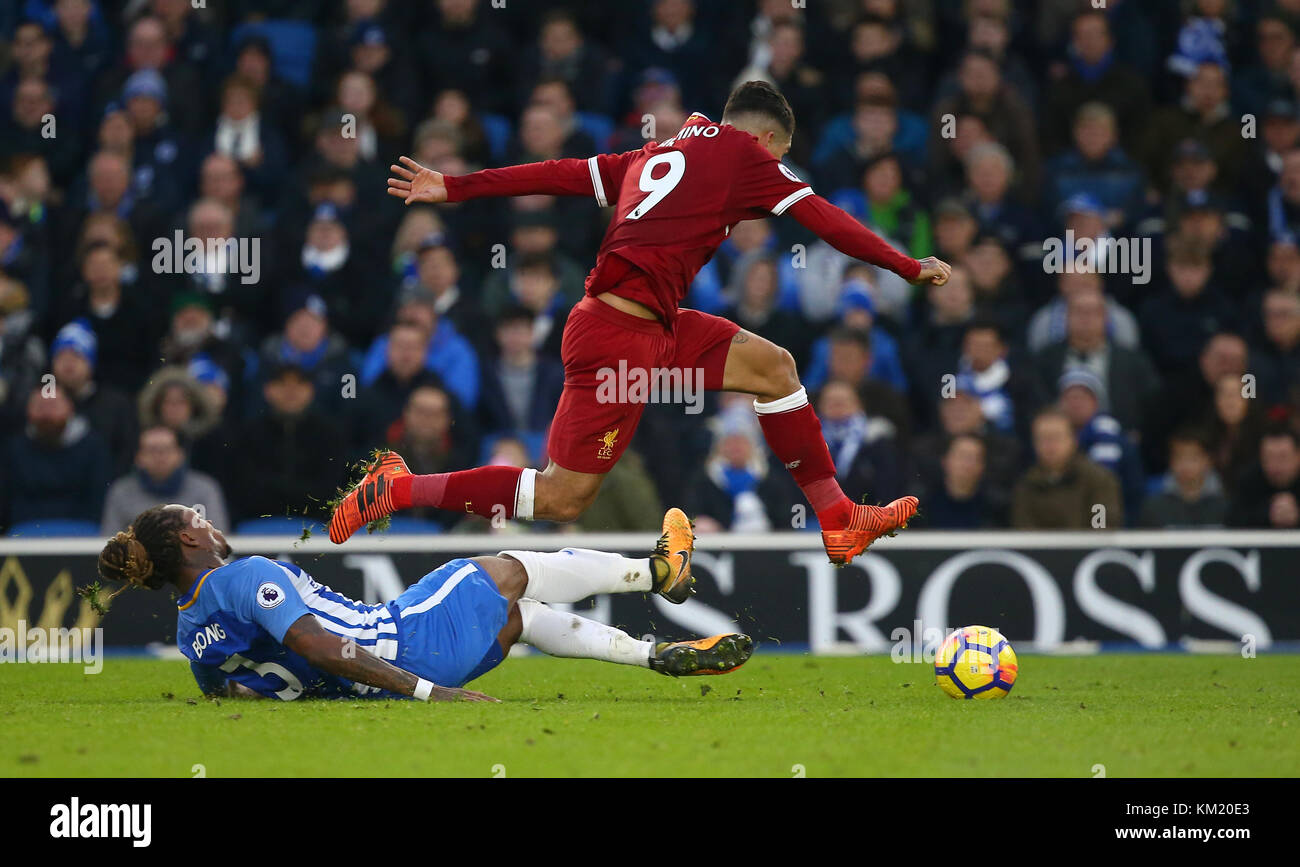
[406,233,489,344]
[1144,332,1250,472]
[963,142,1037,255]
[418,0,515,115]
[1141,61,1247,191]
[904,263,976,425]
[817,379,907,507]
[913,389,1021,513]
[136,366,220,446]
[355,320,449,445]
[228,363,347,523]
[520,9,610,113]
[388,384,476,527]
[1227,428,1300,529]
[1,71,83,188]
[1033,284,1159,433]
[1139,235,1238,375]
[259,291,353,413]
[1203,372,1267,487]
[625,0,714,110]
[49,318,135,475]
[100,425,228,535]
[1011,408,1122,530]
[684,400,796,533]
[479,305,564,441]
[932,49,1040,198]
[1255,288,1300,405]
[56,240,159,393]
[826,326,912,444]
[1057,368,1145,522]
[803,279,907,394]
[923,433,1001,529]
[1043,103,1145,229]
[198,152,269,241]
[1139,428,1227,528]
[208,74,289,205]
[1041,10,1151,157]
[120,68,191,216]
[954,318,1045,438]
[733,18,825,165]
[0,277,44,432]
[965,233,1029,337]
[1234,14,1296,119]
[1,383,111,532]
[525,78,598,156]
[96,15,205,135]
[722,251,814,369]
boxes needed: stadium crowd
[1,0,1298,537]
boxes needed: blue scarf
[279,337,328,371]
[1070,50,1114,84]
[720,465,758,497]
[137,466,185,498]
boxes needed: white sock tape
[515,467,537,521]
[754,386,809,415]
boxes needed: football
[935,626,1019,700]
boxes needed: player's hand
[387,156,447,205]
[909,256,952,286]
[430,685,500,703]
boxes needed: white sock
[514,468,538,521]
[500,548,654,603]
[518,599,652,667]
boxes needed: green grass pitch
[2,654,1297,777]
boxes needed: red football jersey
[580,112,814,323]
[442,112,920,325]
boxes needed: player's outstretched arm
[282,614,499,702]
[388,152,632,206]
[787,194,951,286]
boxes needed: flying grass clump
[76,581,111,617]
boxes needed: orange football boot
[328,450,411,544]
[650,633,753,676]
[650,507,696,603]
[820,496,919,565]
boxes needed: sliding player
[97,504,748,701]
[336,81,948,565]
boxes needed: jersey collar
[177,566,220,611]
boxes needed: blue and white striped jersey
[176,556,400,700]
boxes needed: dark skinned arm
[281,614,498,702]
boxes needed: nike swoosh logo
[675,550,690,581]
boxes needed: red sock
[755,392,854,530]
[391,466,525,520]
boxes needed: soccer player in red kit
[332,81,951,574]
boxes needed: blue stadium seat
[576,112,615,150]
[479,113,513,163]
[233,517,326,537]
[230,21,317,89]
[6,520,102,538]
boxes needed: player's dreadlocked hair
[722,80,795,138]
[97,505,188,598]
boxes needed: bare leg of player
[721,330,918,564]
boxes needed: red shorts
[546,296,739,473]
